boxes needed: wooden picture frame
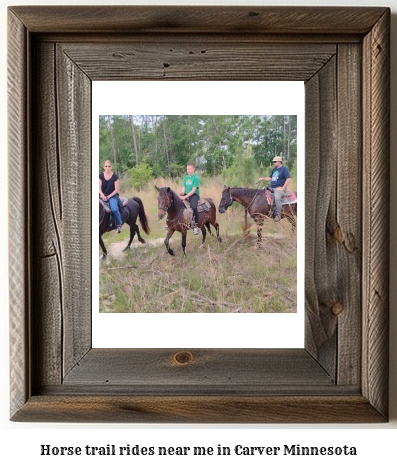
[8,6,390,423]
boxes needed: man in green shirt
[180,162,200,235]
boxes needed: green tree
[127,162,154,191]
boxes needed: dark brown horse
[156,186,222,256]
[99,197,150,258]
[218,186,297,245]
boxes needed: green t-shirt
[182,173,200,196]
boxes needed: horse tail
[132,197,150,235]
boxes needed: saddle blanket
[183,197,212,213]
[99,196,129,213]
[264,189,297,206]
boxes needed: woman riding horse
[99,160,122,233]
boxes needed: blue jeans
[108,196,122,226]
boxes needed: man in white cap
[258,156,291,222]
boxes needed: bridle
[158,191,184,224]
[220,191,233,211]
[158,191,173,214]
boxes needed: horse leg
[213,222,222,242]
[286,214,296,234]
[255,216,264,248]
[200,225,207,247]
[135,224,146,243]
[123,223,135,251]
[256,226,263,247]
[181,230,187,256]
[283,205,297,234]
[205,221,213,236]
[99,235,107,258]
[164,228,175,256]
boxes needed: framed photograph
[93,82,304,349]
[8,6,390,423]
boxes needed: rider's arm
[99,178,106,200]
[180,187,197,199]
[186,187,197,198]
[281,177,291,191]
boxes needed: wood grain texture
[362,9,390,419]
[304,57,338,377]
[11,396,385,424]
[8,10,29,419]
[63,349,333,391]
[55,44,92,377]
[31,41,92,388]
[8,6,390,423]
[336,44,362,386]
[32,42,63,388]
[60,43,335,82]
[9,6,387,34]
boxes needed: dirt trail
[102,237,165,259]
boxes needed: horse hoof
[168,250,174,256]
[122,246,130,252]
[218,237,222,243]
[138,238,145,244]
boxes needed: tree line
[99,115,297,185]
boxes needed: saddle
[264,188,297,206]
[99,196,129,213]
[182,198,212,227]
[182,197,212,213]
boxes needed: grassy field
[99,178,297,313]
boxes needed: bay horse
[99,197,150,258]
[218,186,297,245]
[155,186,222,256]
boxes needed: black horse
[99,197,150,258]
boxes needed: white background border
[93,81,305,348]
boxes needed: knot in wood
[174,351,194,365]
[331,302,344,316]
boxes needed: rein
[232,188,260,211]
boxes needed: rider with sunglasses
[99,160,123,233]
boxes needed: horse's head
[156,186,173,220]
[218,186,233,213]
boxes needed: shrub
[127,163,154,191]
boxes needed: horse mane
[230,188,260,198]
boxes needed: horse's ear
[166,187,171,192]
[224,185,227,189]
[154,185,159,192]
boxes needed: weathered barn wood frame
[8,6,389,422]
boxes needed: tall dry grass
[100,178,297,313]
